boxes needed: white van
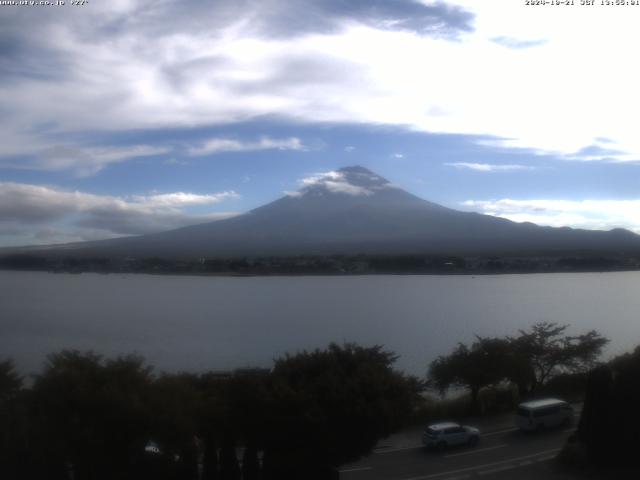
[516,398,573,431]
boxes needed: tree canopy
[428,322,608,408]
[0,343,419,480]
[0,359,22,401]
[264,343,419,476]
[509,322,608,393]
[428,336,511,410]
[577,345,640,467]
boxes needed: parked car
[422,421,480,450]
[516,398,573,431]
[144,441,161,455]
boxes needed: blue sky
[1,0,640,246]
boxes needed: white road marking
[478,464,516,475]
[374,444,423,454]
[444,444,508,458]
[339,466,373,473]
[535,455,557,462]
[401,448,561,480]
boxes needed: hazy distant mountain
[8,166,640,258]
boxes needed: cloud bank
[490,36,547,49]
[445,162,534,172]
[6,0,640,173]
[0,145,171,177]
[188,136,306,156]
[463,198,640,234]
[0,182,239,245]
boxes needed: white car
[144,441,161,455]
[422,422,480,450]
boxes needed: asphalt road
[339,418,581,480]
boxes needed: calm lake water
[1,270,639,376]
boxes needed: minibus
[516,398,573,431]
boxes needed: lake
[1,270,639,377]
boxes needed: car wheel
[468,436,478,447]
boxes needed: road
[339,416,582,480]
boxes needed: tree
[221,372,270,480]
[0,359,22,401]
[428,337,511,411]
[0,359,25,480]
[576,346,640,467]
[577,365,614,465]
[196,373,226,480]
[147,373,202,480]
[509,322,608,394]
[263,343,419,479]
[29,350,154,480]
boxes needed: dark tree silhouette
[197,372,226,480]
[577,365,614,465]
[263,343,419,479]
[147,373,202,480]
[1,344,418,479]
[574,346,640,468]
[219,436,241,480]
[0,359,22,400]
[29,351,154,480]
[241,445,260,480]
[509,322,608,394]
[0,359,25,480]
[428,337,511,412]
[428,325,608,405]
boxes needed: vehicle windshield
[516,407,531,417]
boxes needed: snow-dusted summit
[14,166,640,258]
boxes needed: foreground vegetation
[0,324,622,479]
[559,345,640,473]
[427,322,608,412]
[0,344,420,480]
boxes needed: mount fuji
[7,166,640,259]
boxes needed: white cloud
[490,36,547,49]
[392,153,404,159]
[297,171,374,196]
[163,158,189,166]
[463,198,640,234]
[1,145,170,177]
[131,191,239,208]
[283,190,304,198]
[0,182,240,244]
[445,162,534,172]
[188,136,306,156]
[3,0,640,165]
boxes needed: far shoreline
[2,266,640,278]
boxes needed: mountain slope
[8,166,640,258]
